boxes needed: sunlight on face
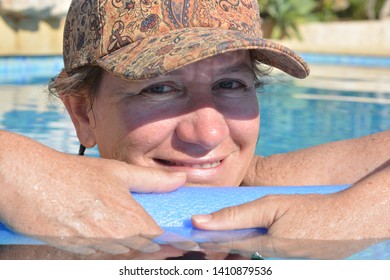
[87,50,260,186]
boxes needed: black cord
[78,144,86,156]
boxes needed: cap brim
[97,27,309,80]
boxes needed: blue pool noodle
[0,185,349,244]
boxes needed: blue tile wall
[301,53,390,68]
[0,56,63,85]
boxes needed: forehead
[196,50,251,66]
[170,50,252,75]
[103,50,252,86]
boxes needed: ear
[61,94,97,148]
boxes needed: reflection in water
[0,233,389,260]
[0,244,251,260]
[205,234,389,260]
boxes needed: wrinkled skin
[193,131,390,240]
[0,131,185,253]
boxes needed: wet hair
[48,66,104,109]
[249,51,273,88]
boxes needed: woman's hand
[231,131,390,241]
[192,193,351,240]
[0,131,186,253]
[193,162,390,240]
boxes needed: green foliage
[314,0,388,21]
[258,0,388,39]
[314,0,344,21]
[335,0,367,20]
[258,0,317,39]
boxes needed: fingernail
[140,242,161,253]
[172,241,201,251]
[192,214,212,223]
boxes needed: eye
[139,82,184,101]
[142,84,176,94]
[214,80,243,90]
[212,79,248,98]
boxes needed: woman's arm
[194,132,390,240]
[0,130,185,252]
[243,130,390,186]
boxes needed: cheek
[230,116,260,148]
[89,102,134,158]
[226,97,260,147]
[100,116,177,162]
[93,116,129,159]
[128,121,175,149]
[119,104,179,148]
[94,96,183,160]
[227,115,259,185]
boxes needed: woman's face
[83,50,260,186]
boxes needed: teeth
[161,160,221,169]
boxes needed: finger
[118,165,187,193]
[51,244,97,255]
[214,235,270,257]
[42,236,96,255]
[157,232,200,251]
[92,242,130,255]
[43,236,129,255]
[190,227,261,243]
[199,242,231,254]
[119,235,161,253]
[191,197,280,231]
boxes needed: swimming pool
[1,55,390,259]
[1,55,389,156]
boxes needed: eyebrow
[163,62,253,77]
[215,63,253,76]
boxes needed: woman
[0,0,389,254]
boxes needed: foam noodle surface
[0,185,349,245]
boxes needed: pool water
[1,55,390,260]
[257,64,390,155]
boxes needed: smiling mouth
[156,159,222,169]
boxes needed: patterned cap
[63,0,309,80]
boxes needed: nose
[175,104,230,151]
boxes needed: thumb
[117,164,187,193]
[191,197,279,231]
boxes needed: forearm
[0,130,65,229]
[244,131,390,186]
[335,160,390,239]
[0,130,184,245]
[198,157,390,240]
